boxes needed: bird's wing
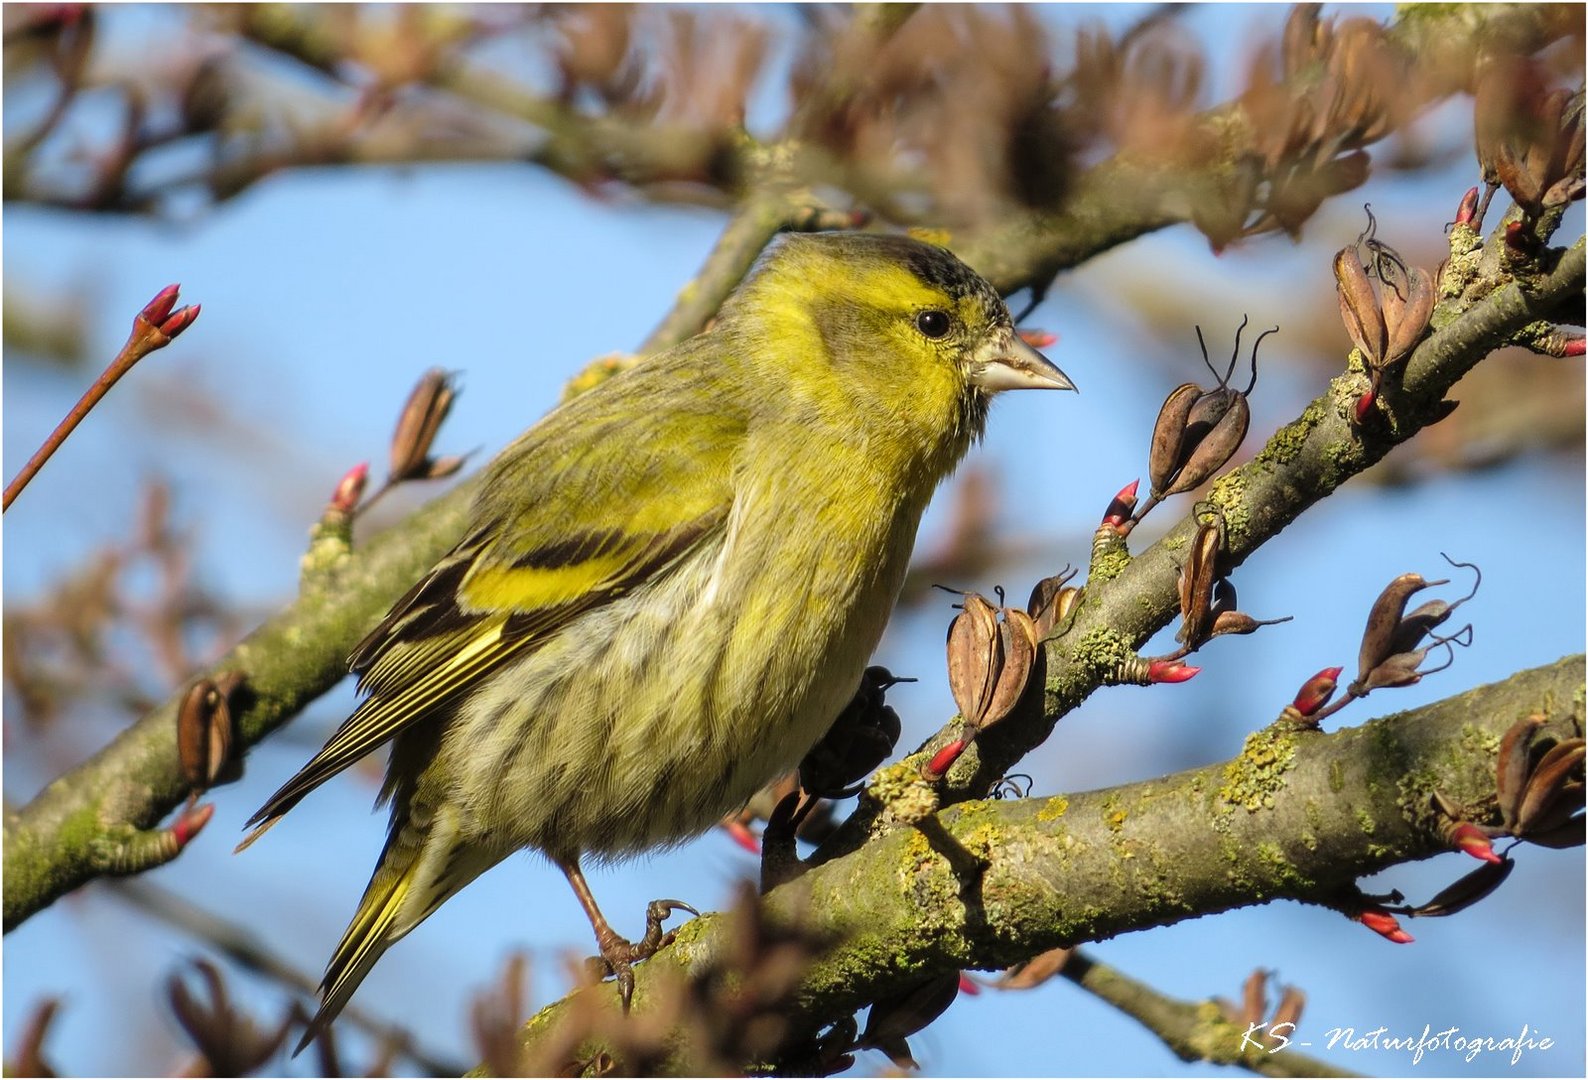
[239,364,743,846]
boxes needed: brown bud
[996,947,1073,990]
[389,368,459,483]
[1334,246,1386,366]
[946,593,1001,727]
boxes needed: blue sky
[4,5,1583,1077]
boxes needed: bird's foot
[589,899,699,1010]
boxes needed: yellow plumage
[240,232,1073,1050]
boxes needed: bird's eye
[915,310,952,339]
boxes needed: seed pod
[1409,858,1513,917]
[946,593,1001,726]
[1334,246,1385,365]
[1027,567,1079,638]
[1517,738,1586,835]
[856,972,962,1067]
[177,679,220,789]
[1355,573,1440,687]
[981,608,1038,730]
[800,667,907,799]
[1165,392,1250,496]
[1382,265,1435,366]
[1359,647,1430,691]
[1496,715,1546,831]
[389,367,459,483]
[1175,518,1224,646]
[1148,383,1202,496]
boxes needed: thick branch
[512,658,1583,1069]
[2,481,477,930]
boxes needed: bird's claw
[588,899,699,1011]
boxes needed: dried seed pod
[981,607,1038,730]
[1148,383,1202,496]
[1354,572,1441,688]
[1334,245,1385,365]
[389,367,460,483]
[1496,715,1547,831]
[1382,265,1435,366]
[177,679,220,789]
[855,972,962,1068]
[1408,858,1514,918]
[1148,319,1270,502]
[1517,738,1586,836]
[946,593,1001,726]
[1027,566,1079,638]
[799,667,908,799]
[1175,517,1224,646]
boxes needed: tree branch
[509,657,1583,1070]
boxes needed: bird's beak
[970,330,1077,393]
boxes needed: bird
[238,231,1075,1051]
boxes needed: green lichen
[1206,473,1249,543]
[1088,544,1132,584]
[1036,795,1069,822]
[1068,627,1134,681]
[1218,725,1300,812]
[1328,759,1345,793]
[1254,398,1325,468]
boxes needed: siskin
[240,232,1074,1050]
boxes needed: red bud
[924,738,967,780]
[330,462,369,514]
[1563,337,1585,357]
[159,304,201,338]
[1354,390,1376,424]
[1147,660,1200,684]
[1454,186,1479,226]
[1102,479,1140,527]
[1356,908,1414,944]
[1449,822,1503,864]
[722,820,761,855]
[1292,666,1343,717]
[139,283,181,326]
[957,973,981,996]
[1503,220,1529,256]
[171,802,215,848]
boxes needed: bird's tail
[293,809,469,1056]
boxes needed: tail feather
[294,848,422,1056]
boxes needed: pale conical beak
[970,331,1077,393]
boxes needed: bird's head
[727,233,1074,447]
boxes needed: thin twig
[108,877,465,1076]
[3,286,197,513]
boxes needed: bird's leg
[556,857,698,1010]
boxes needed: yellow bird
[240,232,1074,1050]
